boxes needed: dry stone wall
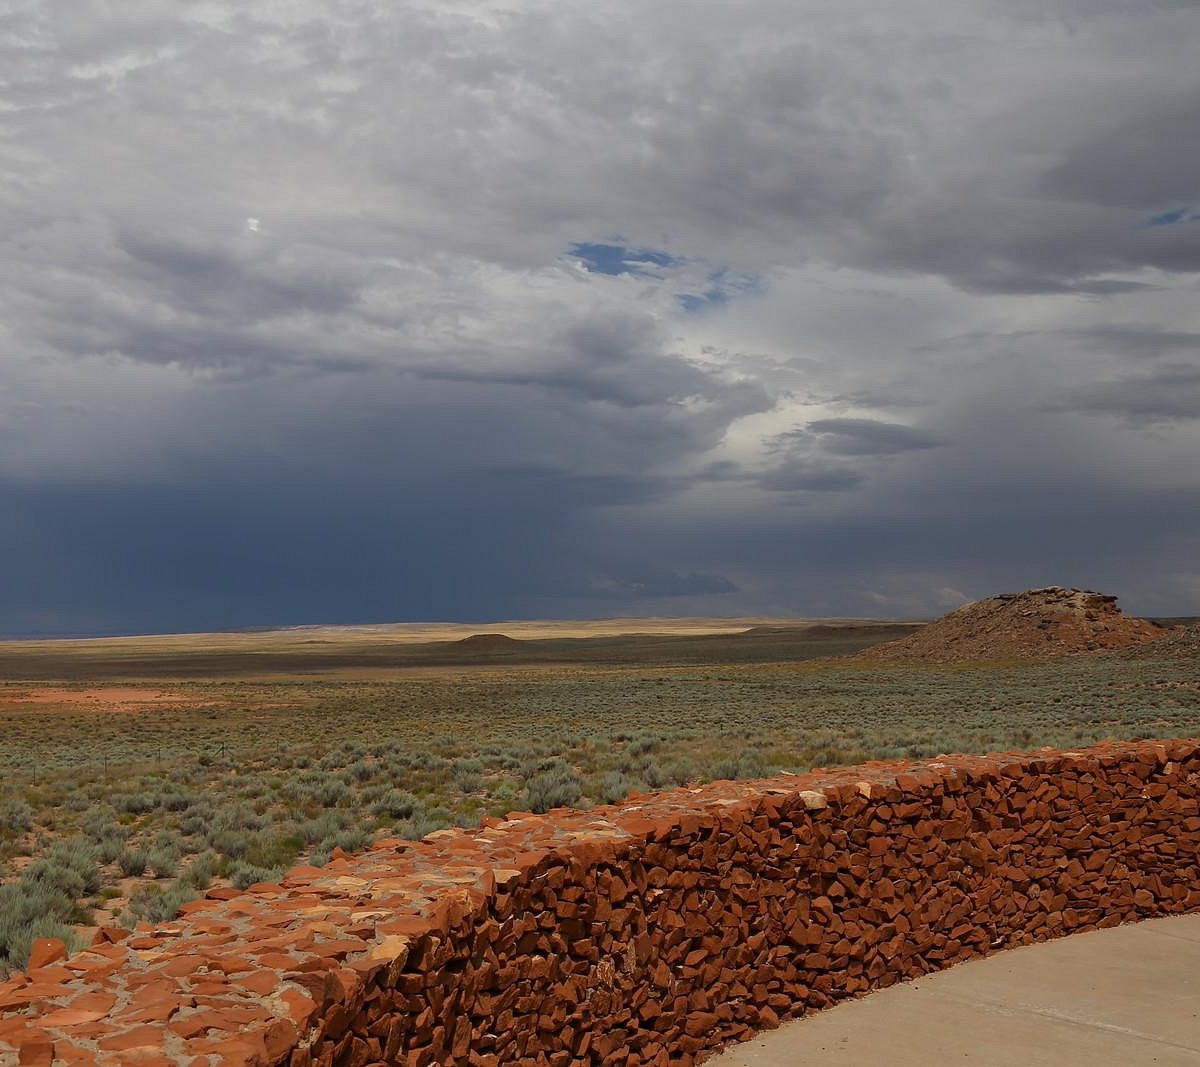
[2,738,1199,1067]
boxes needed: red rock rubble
[1,738,1198,1066]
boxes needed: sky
[2,0,1199,635]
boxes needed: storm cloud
[2,0,1199,634]
[803,419,944,456]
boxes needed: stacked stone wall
[2,738,1199,1066]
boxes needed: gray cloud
[116,229,367,323]
[1041,96,1200,210]
[759,460,864,493]
[1053,364,1200,423]
[583,569,739,599]
[1063,327,1200,361]
[805,418,944,456]
[2,0,1200,631]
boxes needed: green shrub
[330,826,369,852]
[488,779,519,805]
[451,759,484,792]
[522,761,582,814]
[97,836,126,864]
[115,792,157,815]
[662,759,698,786]
[0,879,83,972]
[710,755,768,781]
[371,789,420,820]
[0,912,82,974]
[307,779,349,807]
[145,848,178,879]
[313,823,371,856]
[294,811,348,845]
[208,828,250,858]
[228,862,281,890]
[159,788,195,812]
[627,731,664,755]
[26,839,101,897]
[79,808,121,840]
[396,808,453,840]
[124,880,197,925]
[0,800,34,835]
[182,850,220,890]
[209,804,264,834]
[117,848,149,877]
[591,771,643,805]
[343,759,375,783]
[239,832,302,871]
[179,814,211,838]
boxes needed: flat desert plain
[1,613,1197,975]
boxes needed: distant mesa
[454,633,529,652]
[739,625,800,636]
[802,623,911,639]
[741,623,909,639]
[859,586,1166,664]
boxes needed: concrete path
[711,915,1200,1066]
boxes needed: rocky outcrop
[859,586,1165,663]
[1,738,1198,1066]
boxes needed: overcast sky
[2,0,1199,635]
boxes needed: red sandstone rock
[17,1035,54,1067]
[25,939,67,970]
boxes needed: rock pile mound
[860,586,1165,663]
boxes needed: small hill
[801,623,920,640]
[453,633,528,652]
[859,587,1165,664]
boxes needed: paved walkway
[711,915,1200,1066]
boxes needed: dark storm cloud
[1053,364,1200,422]
[1041,97,1200,209]
[581,483,1200,620]
[758,461,864,494]
[0,481,582,635]
[1063,327,1200,360]
[463,466,679,510]
[403,312,770,410]
[582,569,739,599]
[804,419,944,456]
[3,0,1200,631]
[116,230,366,322]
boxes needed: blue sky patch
[676,290,728,313]
[568,243,762,314]
[677,268,763,313]
[1145,207,1199,227]
[569,242,683,276]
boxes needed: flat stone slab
[711,914,1200,1066]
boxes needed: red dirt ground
[0,687,218,713]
